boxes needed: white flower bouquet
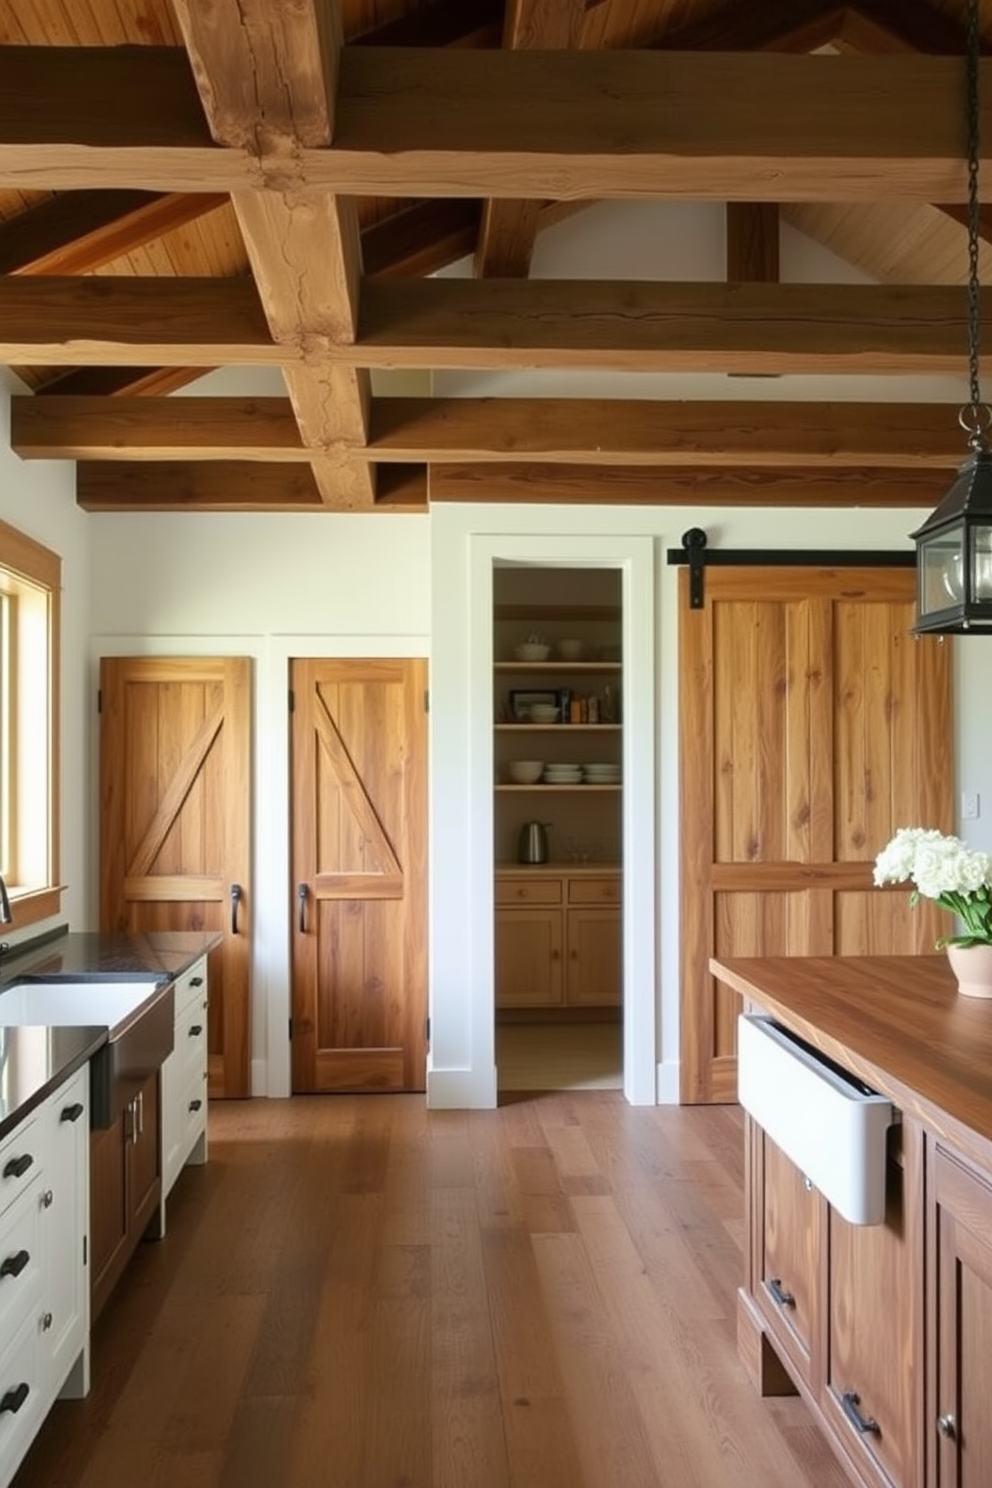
[873,827,992,947]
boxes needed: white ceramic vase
[946,943,992,999]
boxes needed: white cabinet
[0,1063,89,1488]
[160,956,209,1211]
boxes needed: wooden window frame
[0,518,62,931]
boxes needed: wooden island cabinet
[713,954,992,1488]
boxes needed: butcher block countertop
[711,954,992,1168]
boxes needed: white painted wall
[87,509,430,1096]
[1,203,990,1106]
[0,368,91,945]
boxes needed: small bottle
[588,694,599,724]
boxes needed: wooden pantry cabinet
[495,868,621,1011]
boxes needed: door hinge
[288,689,295,712]
[83,1235,87,1265]
[288,1017,293,1041]
[97,688,102,713]
[424,688,429,713]
[425,1015,431,1042]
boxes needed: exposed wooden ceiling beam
[171,0,374,509]
[75,460,427,512]
[2,48,990,201]
[11,394,970,469]
[5,276,989,372]
[352,279,989,374]
[362,200,482,278]
[427,462,946,506]
[0,277,276,364]
[658,0,847,52]
[352,0,503,49]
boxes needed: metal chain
[964,0,988,441]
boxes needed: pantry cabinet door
[679,566,952,1104]
[99,656,251,1098]
[289,658,428,1092]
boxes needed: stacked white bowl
[543,762,583,784]
[582,762,621,784]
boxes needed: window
[0,518,61,930]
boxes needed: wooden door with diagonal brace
[99,656,252,1098]
[289,658,428,1093]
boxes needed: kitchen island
[0,929,220,1488]
[712,953,992,1488]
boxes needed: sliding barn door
[290,658,428,1093]
[99,656,252,1098]
[679,566,953,1104]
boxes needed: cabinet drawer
[179,1068,208,1153]
[171,958,208,1019]
[0,1306,43,1477]
[0,1119,41,1221]
[568,876,620,905]
[175,1000,208,1081]
[495,877,562,906]
[0,1181,44,1345]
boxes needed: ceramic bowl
[557,638,585,661]
[507,760,544,784]
[514,642,551,661]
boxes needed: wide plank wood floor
[12,1094,849,1488]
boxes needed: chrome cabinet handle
[937,1413,957,1440]
[231,882,242,935]
[136,1089,144,1137]
[298,882,308,933]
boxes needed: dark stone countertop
[0,929,222,1140]
[0,929,223,989]
[0,1025,107,1141]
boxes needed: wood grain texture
[99,656,252,1098]
[679,565,953,1105]
[7,1094,852,1488]
[711,955,992,1175]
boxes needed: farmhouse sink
[0,978,175,1128]
[737,1012,893,1226]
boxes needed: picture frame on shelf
[508,689,559,722]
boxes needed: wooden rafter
[1,49,990,201]
[4,277,989,373]
[473,0,587,280]
[10,395,972,469]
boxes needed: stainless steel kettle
[518,820,550,864]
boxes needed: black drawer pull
[3,1153,33,1180]
[60,1102,85,1123]
[190,975,204,988]
[0,1383,29,1415]
[767,1277,795,1308]
[189,1098,203,1113]
[841,1391,880,1436]
[189,1024,203,1037]
[0,1250,30,1279]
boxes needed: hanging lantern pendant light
[912,0,992,634]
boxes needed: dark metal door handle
[231,882,242,934]
[767,1277,795,1309]
[3,1153,33,1180]
[841,1391,880,1436]
[0,1250,30,1279]
[0,1383,28,1415]
[298,882,308,933]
